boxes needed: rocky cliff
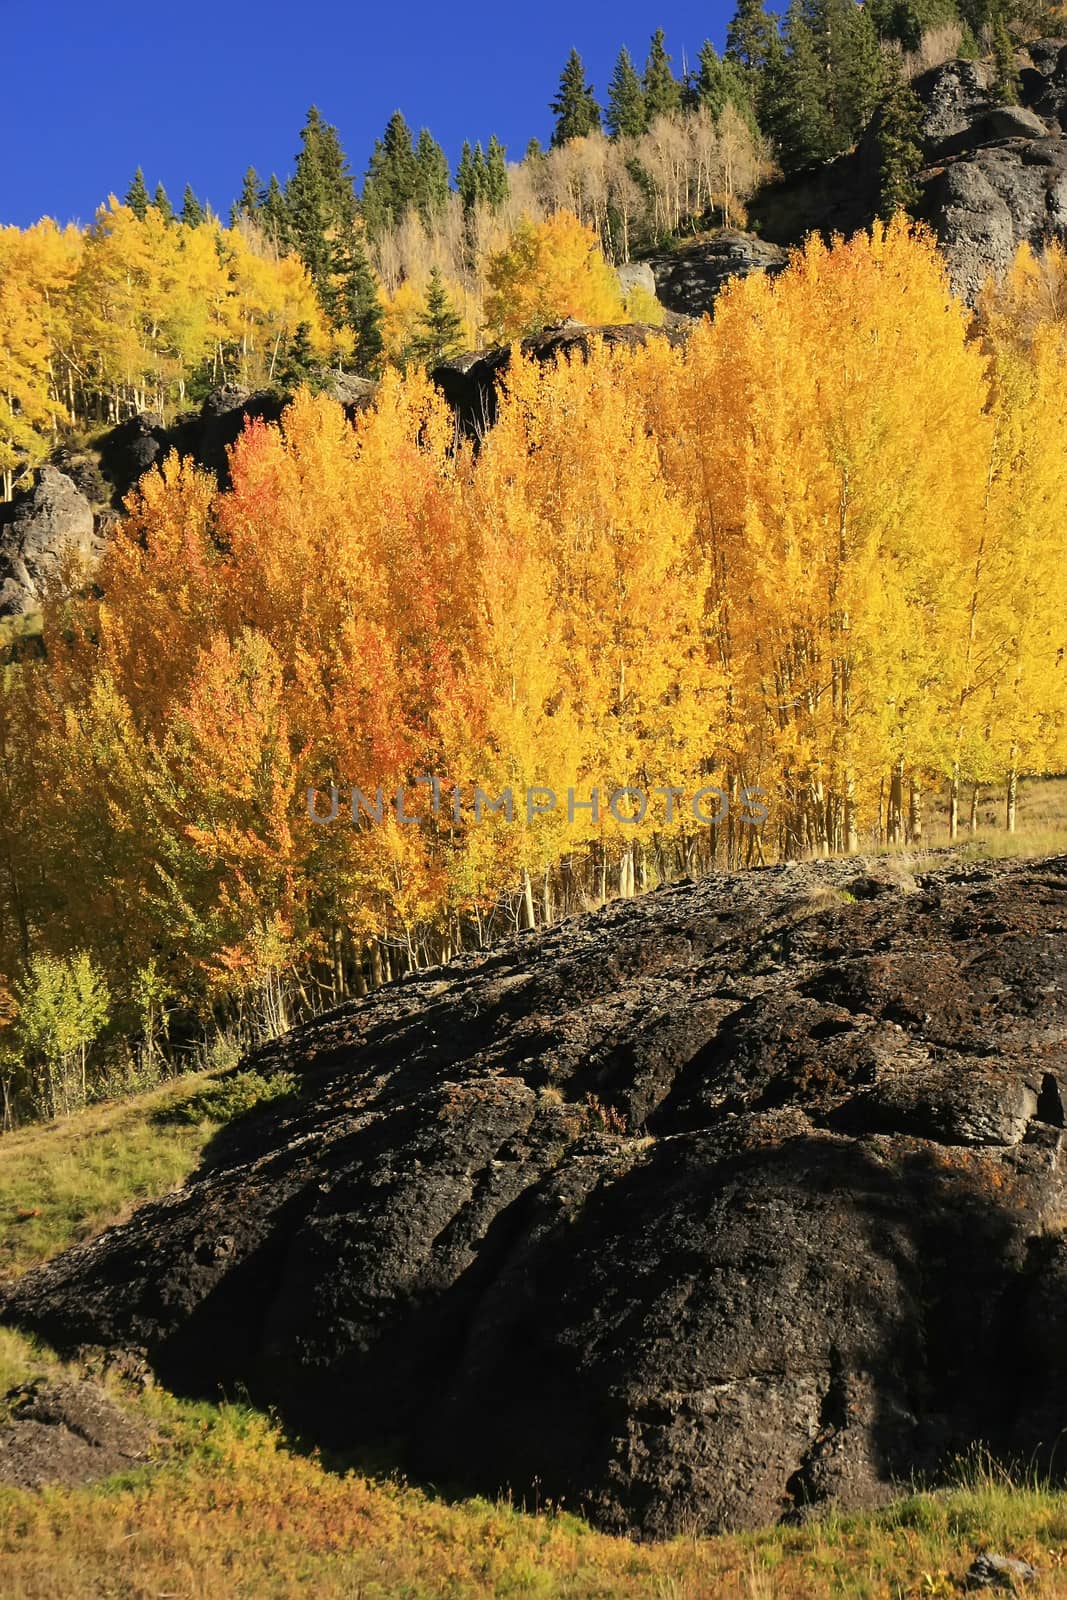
[754,40,1067,304]
[3,853,1065,1536]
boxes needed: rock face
[4,853,1067,1536]
[431,320,686,435]
[752,41,1067,303]
[94,376,378,507]
[0,466,100,618]
[646,231,789,316]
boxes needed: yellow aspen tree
[482,211,626,340]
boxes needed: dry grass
[0,1322,1066,1600]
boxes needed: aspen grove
[1,221,1065,1109]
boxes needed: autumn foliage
[1,220,1065,1091]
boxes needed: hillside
[3,850,1065,1543]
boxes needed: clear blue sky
[2,0,736,229]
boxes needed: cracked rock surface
[2,854,1066,1535]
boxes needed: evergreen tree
[877,58,925,217]
[275,321,320,391]
[236,166,261,221]
[152,182,174,223]
[726,0,777,72]
[550,49,602,147]
[607,47,647,138]
[992,13,1020,104]
[407,267,466,369]
[484,136,510,209]
[362,111,419,239]
[328,226,384,375]
[814,0,886,151]
[125,168,149,220]
[525,137,545,162]
[413,129,451,227]
[260,174,289,246]
[181,185,205,227]
[285,106,356,286]
[692,39,757,124]
[643,29,682,121]
[456,141,481,211]
[762,2,831,172]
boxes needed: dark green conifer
[484,135,510,209]
[643,29,682,121]
[456,141,481,211]
[992,13,1020,104]
[260,175,289,246]
[181,185,205,227]
[328,227,384,376]
[407,266,466,369]
[285,106,356,284]
[607,47,647,138]
[275,321,320,391]
[152,182,173,223]
[877,57,925,216]
[550,49,602,146]
[125,168,149,220]
[413,129,451,227]
[361,111,419,239]
[726,0,777,73]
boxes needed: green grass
[0,1072,227,1281]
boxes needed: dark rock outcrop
[3,853,1066,1537]
[645,231,790,316]
[0,466,101,618]
[431,320,687,435]
[94,375,378,507]
[752,41,1067,303]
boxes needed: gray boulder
[915,59,993,159]
[0,467,99,619]
[924,137,1067,301]
[616,260,658,300]
[647,230,789,317]
[982,103,1049,141]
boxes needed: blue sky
[2,1,737,229]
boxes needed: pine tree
[550,49,602,147]
[992,13,1020,104]
[152,183,174,223]
[525,137,545,162]
[877,58,925,217]
[762,2,831,172]
[362,111,419,239]
[275,321,320,391]
[125,168,149,220]
[236,166,260,222]
[456,141,481,211]
[607,47,647,138]
[407,267,466,369]
[726,0,777,72]
[260,175,289,246]
[643,29,682,121]
[329,226,384,375]
[286,106,356,286]
[692,40,757,123]
[813,0,886,151]
[484,135,510,209]
[181,185,205,227]
[414,129,451,227]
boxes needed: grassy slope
[2,878,1067,1593]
